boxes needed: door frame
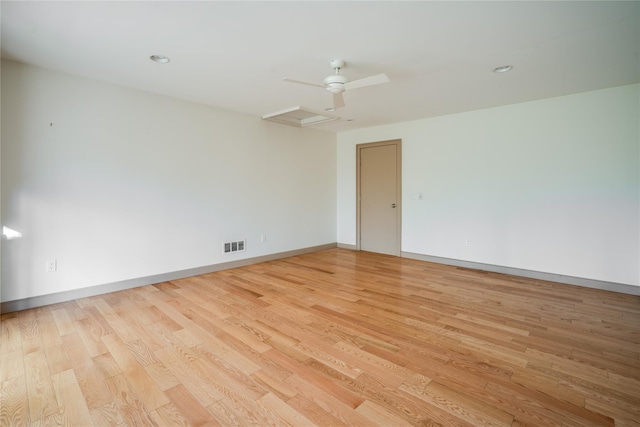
[356,139,402,256]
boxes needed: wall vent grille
[223,240,246,254]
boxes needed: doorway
[357,140,401,256]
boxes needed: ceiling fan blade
[344,73,390,91]
[282,78,325,89]
[333,92,345,109]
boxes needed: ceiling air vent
[261,106,338,127]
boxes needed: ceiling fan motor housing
[324,74,348,93]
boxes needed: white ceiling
[2,1,639,132]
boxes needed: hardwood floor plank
[172,327,204,347]
[74,318,108,358]
[90,402,127,427]
[187,323,263,375]
[165,384,221,426]
[1,350,25,383]
[1,375,30,426]
[57,301,86,322]
[417,380,514,426]
[1,317,23,354]
[51,369,93,425]
[125,338,159,367]
[355,371,472,426]
[286,393,350,427]
[154,345,225,407]
[101,312,141,344]
[484,380,614,427]
[531,360,639,406]
[294,340,362,379]
[607,371,640,399]
[263,348,364,409]
[36,313,63,351]
[1,248,639,426]
[284,373,374,427]
[92,352,122,380]
[43,344,70,376]
[330,340,411,387]
[29,412,62,426]
[59,332,92,369]
[206,395,276,427]
[60,333,114,410]
[250,368,297,401]
[220,317,273,353]
[101,333,170,411]
[585,397,640,427]
[249,318,301,347]
[19,319,43,356]
[144,361,181,391]
[509,368,585,407]
[256,391,317,426]
[355,399,415,427]
[23,351,59,422]
[152,401,189,427]
[104,374,158,426]
[188,344,268,402]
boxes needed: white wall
[338,84,640,286]
[3,60,637,303]
[1,60,337,302]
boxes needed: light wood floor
[1,249,639,426]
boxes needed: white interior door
[358,140,401,256]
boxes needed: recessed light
[325,107,336,112]
[493,65,513,73]
[150,55,170,64]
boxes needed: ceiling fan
[283,59,390,110]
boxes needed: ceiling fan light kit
[323,74,348,93]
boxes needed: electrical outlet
[465,239,471,247]
[260,234,267,243]
[46,260,57,272]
